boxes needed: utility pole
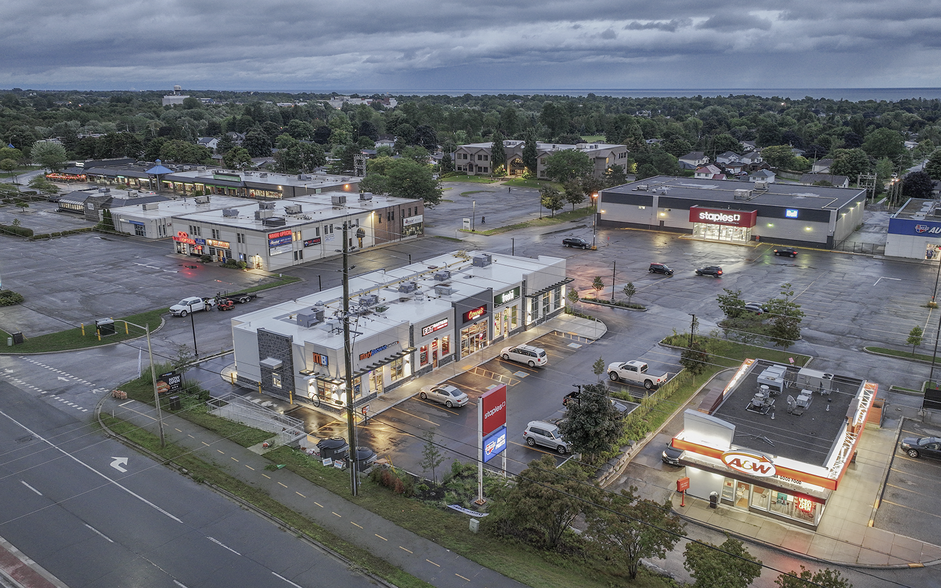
[342,221,358,496]
[688,314,697,348]
[611,261,616,302]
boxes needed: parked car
[169,296,216,317]
[774,247,798,258]
[419,384,469,408]
[662,443,685,466]
[607,360,669,389]
[500,344,548,367]
[562,237,591,249]
[695,266,723,277]
[523,420,570,454]
[562,390,580,407]
[648,262,674,276]
[899,436,941,460]
[744,302,768,315]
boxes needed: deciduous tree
[559,383,624,462]
[543,149,593,184]
[539,185,564,216]
[490,132,506,174]
[30,141,67,171]
[902,170,934,199]
[766,283,805,349]
[684,536,762,588]
[586,487,685,580]
[775,566,852,588]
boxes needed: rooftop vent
[258,202,275,210]
[472,253,493,268]
[734,189,752,200]
[331,195,347,206]
[262,217,286,227]
[222,208,239,217]
[359,294,379,307]
[398,281,418,293]
[754,181,768,190]
[142,202,159,211]
[284,204,302,215]
[254,209,273,220]
[359,192,373,201]
[433,270,451,281]
[259,172,268,178]
[296,308,325,328]
[434,285,454,296]
[98,187,111,193]
[194,196,210,204]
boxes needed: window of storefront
[553,286,562,310]
[693,223,751,242]
[134,224,145,236]
[369,369,384,396]
[272,373,282,389]
[750,485,771,509]
[542,293,550,317]
[420,344,428,366]
[441,335,450,355]
[460,321,488,358]
[391,358,404,382]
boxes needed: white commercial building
[230,251,570,414]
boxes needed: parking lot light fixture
[124,320,165,447]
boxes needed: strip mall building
[670,359,877,528]
[230,251,569,414]
[597,176,866,247]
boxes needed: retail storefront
[459,304,490,359]
[689,206,757,243]
[670,359,876,529]
[886,201,941,260]
[416,313,453,372]
[492,286,521,342]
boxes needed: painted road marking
[456,573,470,582]
[375,534,387,541]
[399,546,413,554]
[351,521,363,529]
[314,502,324,508]
[278,482,288,488]
[296,491,306,498]
[332,512,342,518]
[426,559,440,567]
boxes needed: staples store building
[598,176,866,247]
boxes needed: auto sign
[721,450,776,477]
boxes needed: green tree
[592,356,606,381]
[566,288,579,310]
[419,429,445,484]
[559,383,624,462]
[385,158,442,205]
[543,149,593,183]
[623,282,636,305]
[522,132,538,175]
[223,148,252,170]
[603,164,629,187]
[926,149,941,180]
[0,159,16,181]
[586,488,685,580]
[539,185,564,217]
[761,145,796,170]
[830,148,870,179]
[684,536,762,588]
[862,127,905,161]
[439,152,453,173]
[30,141,67,171]
[243,128,272,158]
[484,455,596,549]
[28,176,59,194]
[562,179,585,211]
[716,287,746,319]
[680,339,709,375]
[775,565,853,588]
[490,132,506,174]
[902,170,934,198]
[766,283,805,349]
[592,276,604,296]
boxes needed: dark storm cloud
[1,0,940,90]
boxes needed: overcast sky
[3,0,941,93]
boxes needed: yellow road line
[296,491,306,498]
[426,559,440,567]
[375,534,387,541]
[351,521,363,529]
[455,573,470,582]
[399,546,413,554]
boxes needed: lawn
[461,206,594,236]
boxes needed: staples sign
[689,206,756,228]
[480,384,507,436]
[721,451,776,477]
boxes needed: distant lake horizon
[350,88,941,101]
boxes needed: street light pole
[189,305,199,356]
[472,200,476,232]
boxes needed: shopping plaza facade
[229,251,569,413]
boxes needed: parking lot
[874,418,941,544]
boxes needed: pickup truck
[169,296,216,317]
[607,360,669,389]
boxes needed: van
[500,344,548,367]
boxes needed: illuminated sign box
[785,209,798,218]
[482,426,507,463]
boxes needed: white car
[523,420,570,454]
[169,296,214,317]
[500,344,548,367]
[419,384,469,408]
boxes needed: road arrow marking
[110,457,128,472]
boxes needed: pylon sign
[479,385,507,463]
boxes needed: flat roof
[605,176,865,211]
[893,198,940,220]
[711,359,864,467]
[232,251,558,350]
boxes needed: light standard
[472,200,476,232]
[591,193,599,248]
[124,320,165,447]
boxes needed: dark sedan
[662,443,685,466]
[899,436,941,460]
[774,247,799,258]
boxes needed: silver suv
[523,420,570,454]
[500,344,548,367]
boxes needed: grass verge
[865,346,936,363]
[460,207,594,236]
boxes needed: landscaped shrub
[0,290,24,305]
[0,224,33,237]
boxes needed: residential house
[695,165,726,180]
[800,174,849,188]
[749,169,776,183]
[197,137,219,152]
[715,151,741,166]
[679,151,709,168]
[812,159,833,174]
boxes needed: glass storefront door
[460,321,488,358]
[693,223,752,243]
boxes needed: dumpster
[11,332,24,344]
[317,438,349,461]
[96,318,115,335]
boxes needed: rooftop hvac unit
[298,174,311,180]
[434,285,454,296]
[262,217,286,227]
[320,318,340,333]
[359,192,373,201]
[284,204,302,215]
[398,281,418,293]
[359,294,379,307]
[222,208,239,217]
[331,195,347,206]
[259,172,268,178]
[194,196,210,204]
[127,191,138,197]
[734,189,752,200]
[634,184,648,191]
[472,253,493,267]
[254,210,273,220]
[98,187,111,193]
[296,308,325,328]
[258,202,275,210]
[197,166,206,171]
[754,181,768,190]
[433,270,451,281]
[142,202,159,211]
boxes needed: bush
[200,255,213,263]
[371,466,406,494]
[221,259,248,269]
[0,290,24,306]
[0,224,33,237]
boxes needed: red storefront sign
[463,305,487,323]
[689,206,757,228]
[481,384,507,436]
